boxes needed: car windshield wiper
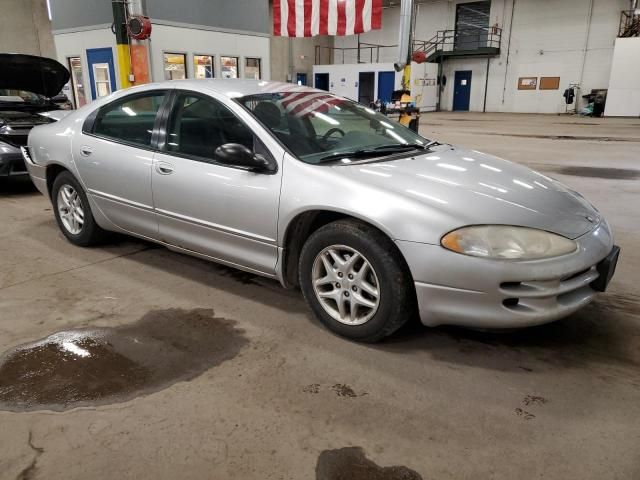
[372,143,427,151]
[316,149,386,163]
[316,143,430,164]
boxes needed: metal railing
[619,10,640,37]
[314,27,502,65]
[413,27,502,60]
[315,41,397,65]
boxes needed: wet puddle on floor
[547,166,640,180]
[479,132,640,142]
[316,447,423,480]
[525,164,640,181]
[0,308,248,412]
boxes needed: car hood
[0,53,70,98]
[337,144,600,240]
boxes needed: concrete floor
[1,112,639,479]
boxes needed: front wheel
[51,171,107,246]
[299,219,415,342]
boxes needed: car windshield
[239,92,430,164]
[0,89,48,106]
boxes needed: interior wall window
[166,93,253,162]
[93,63,112,98]
[92,91,166,147]
[244,58,261,79]
[221,56,239,79]
[454,1,491,50]
[163,53,187,80]
[194,55,215,79]
[68,57,87,108]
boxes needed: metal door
[377,71,395,103]
[453,70,472,111]
[315,73,329,91]
[86,47,116,100]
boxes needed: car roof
[127,79,326,98]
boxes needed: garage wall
[53,27,118,104]
[49,0,112,31]
[604,37,640,117]
[334,0,627,113]
[312,62,438,110]
[148,24,270,82]
[0,0,56,58]
[50,0,268,35]
[147,0,269,35]
[312,63,402,101]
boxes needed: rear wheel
[299,219,415,342]
[52,171,106,246]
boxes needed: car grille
[0,133,29,147]
[499,266,600,313]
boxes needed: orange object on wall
[131,44,151,85]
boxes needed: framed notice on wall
[539,76,561,90]
[518,77,537,90]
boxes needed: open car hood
[0,53,70,98]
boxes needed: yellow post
[116,44,132,89]
[112,1,132,90]
[399,64,413,126]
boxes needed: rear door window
[91,91,166,147]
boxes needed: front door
[67,57,87,108]
[296,73,308,86]
[152,91,282,275]
[377,71,395,103]
[74,90,167,238]
[453,70,472,111]
[86,47,116,100]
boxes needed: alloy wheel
[311,245,380,325]
[57,184,84,235]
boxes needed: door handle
[156,162,174,175]
[80,146,93,157]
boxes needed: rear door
[74,90,168,238]
[151,90,283,275]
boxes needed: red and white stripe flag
[274,0,383,37]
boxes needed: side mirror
[214,143,276,173]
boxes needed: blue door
[86,48,116,100]
[377,71,395,103]
[453,70,472,111]
[296,73,307,86]
[315,73,329,91]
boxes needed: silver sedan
[24,80,620,342]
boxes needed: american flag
[274,0,383,37]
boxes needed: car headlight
[441,226,578,260]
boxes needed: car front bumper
[21,146,48,195]
[0,150,29,177]
[396,221,616,328]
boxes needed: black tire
[51,171,107,246]
[299,219,415,342]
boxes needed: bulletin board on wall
[539,76,561,90]
[518,77,537,90]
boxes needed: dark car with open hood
[0,53,70,178]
